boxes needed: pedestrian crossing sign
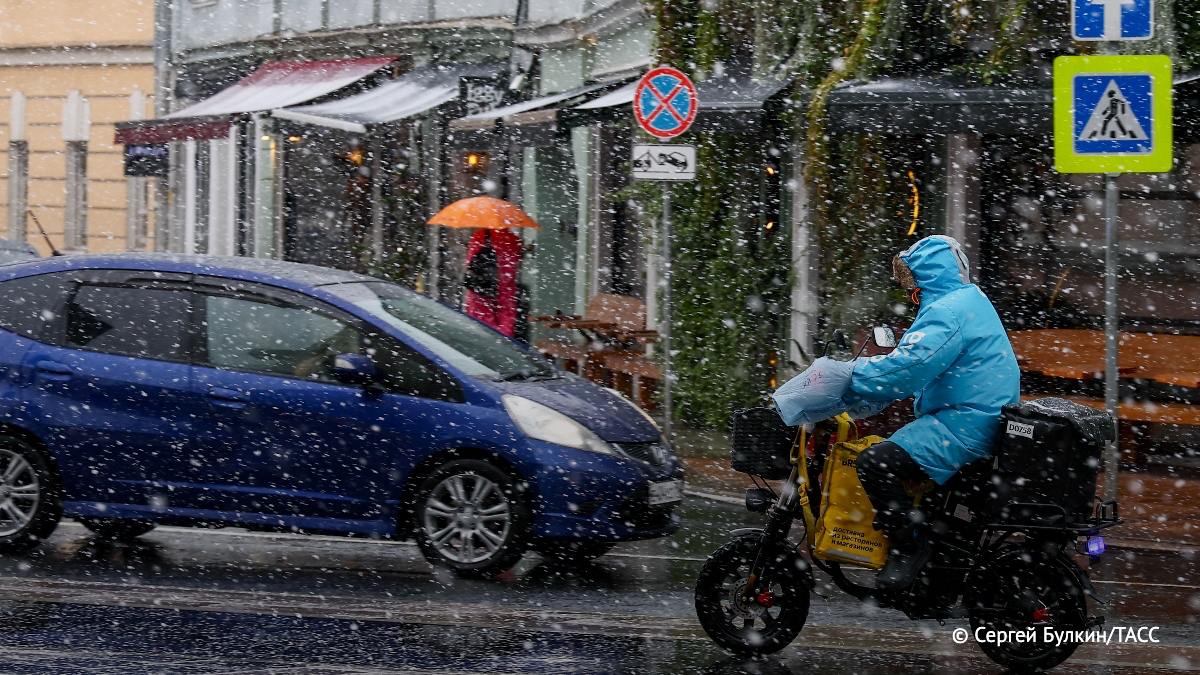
[1054,55,1172,173]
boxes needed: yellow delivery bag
[812,435,890,569]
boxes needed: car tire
[0,435,61,554]
[536,541,615,565]
[413,458,530,578]
[78,518,156,542]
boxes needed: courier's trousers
[856,441,931,533]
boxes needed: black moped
[693,327,1121,672]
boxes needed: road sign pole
[1103,173,1120,499]
[1054,54,1172,502]
[661,188,673,443]
[631,66,696,440]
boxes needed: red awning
[114,117,235,145]
[114,57,393,145]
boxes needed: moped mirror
[823,329,852,357]
[872,326,898,350]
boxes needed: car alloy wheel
[412,459,530,577]
[0,449,40,538]
[422,472,512,565]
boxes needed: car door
[0,273,73,424]
[19,270,197,506]
[187,278,463,523]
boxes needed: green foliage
[668,136,791,428]
[1178,0,1200,69]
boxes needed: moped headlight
[502,395,614,455]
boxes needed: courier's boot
[875,524,932,593]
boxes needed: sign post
[632,66,698,442]
[1053,53,1172,499]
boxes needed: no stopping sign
[633,67,698,140]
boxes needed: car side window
[65,285,191,362]
[200,293,363,384]
[0,273,72,341]
[365,333,463,402]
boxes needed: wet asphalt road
[0,496,1194,674]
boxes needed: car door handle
[33,361,73,382]
[207,386,247,410]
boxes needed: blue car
[0,255,682,575]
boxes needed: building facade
[0,0,156,254]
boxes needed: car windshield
[324,281,554,380]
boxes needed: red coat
[464,228,522,337]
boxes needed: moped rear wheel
[694,535,810,655]
[966,552,1086,672]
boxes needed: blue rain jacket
[846,236,1021,484]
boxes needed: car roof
[1,253,376,288]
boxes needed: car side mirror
[332,353,377,386]
[872,326,898,349]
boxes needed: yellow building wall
[0,0,155,254]
[0,0,153,48]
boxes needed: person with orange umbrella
[428,197,538,340]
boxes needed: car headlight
[502,395,613,455]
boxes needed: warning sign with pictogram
[1054,55,1172,173]
[1076,75,1151,148]
[633,67,698,140]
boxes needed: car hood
[490,376,660,443]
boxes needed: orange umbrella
[427,196,539,230]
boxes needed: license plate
[648,480,684,505]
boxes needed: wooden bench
[534,293,661,410]
[602,349,663,412]
[1011,329,1200,388]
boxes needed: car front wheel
[413,459,530,577]
[0,436,61,553]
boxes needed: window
[366,333,462,402]
[65,285,191,361]
[200,290,461,399]
[0,273,71,340]
[201,294,363,383]
[324,281,554,380]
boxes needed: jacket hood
[898,235,971,300]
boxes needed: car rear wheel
[413,459,530,578]
[78,518,156,542]
[0,436,61,554]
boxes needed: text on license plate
[648,480,684,505]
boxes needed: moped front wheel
[694,535,810,655]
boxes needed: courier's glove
[770,357,854,426]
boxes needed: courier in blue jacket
[848,235,1020,591]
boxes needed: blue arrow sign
[1073,0,1153,41]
